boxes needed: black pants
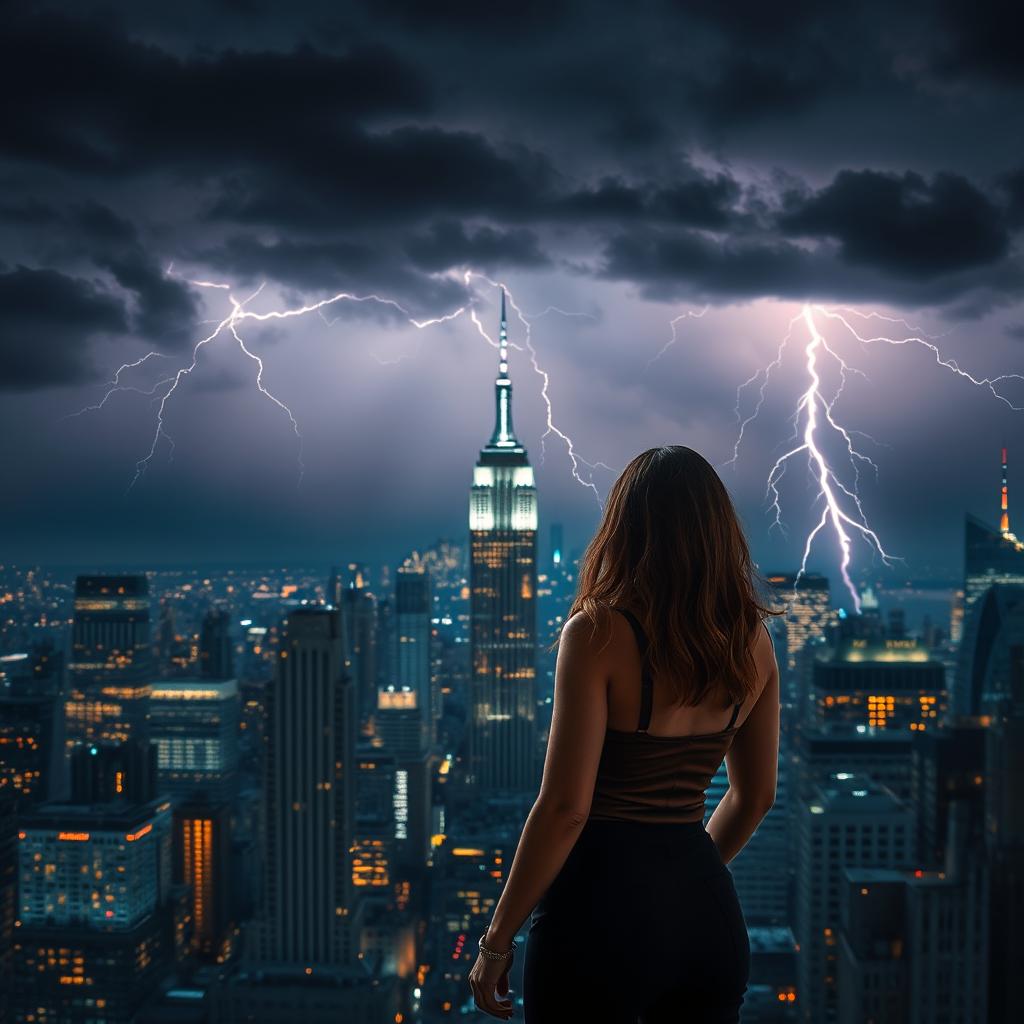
[523,818,750,1023]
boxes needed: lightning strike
[78,265,610,505]
[728,302,1023,610]
[645,306,709,371]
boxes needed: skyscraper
[468,290,538,791]
[199,607,234,680]
[395,553,433,735]
[66,575,152,749]
[256,608,356,967]
[148,677,240,802]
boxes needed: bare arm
[483,611,609,949]
[706,624,780,864]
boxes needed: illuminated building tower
[794,772,913,1024]
[766,573,834,671]
[199,608,234,680]
[0,796,15,1024]
[374,684,431,868]
[809,635,947,734]
[148,678,240,803]
[256,608,356,967]
[66,575,152,750]
[352,749,397,891]
[468,289,539,791]
[173,801,232,962]
[12,741,175,1024]
[0,649,66,806]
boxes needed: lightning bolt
[729,302,1024,610]
[644,306,709,371]
[75,266,610,504]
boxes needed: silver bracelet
[478,934,518,961]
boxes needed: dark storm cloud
[406,223,549,272]
[0,266,126,390]
[1,8,428,177]
[3,0,1024,567]
[930,0,1024,84]
[779,170,1010,278]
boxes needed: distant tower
[468,289,538,791]
[1000,446,1011,538]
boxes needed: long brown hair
[561,445,779,707]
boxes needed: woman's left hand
[468,942,514,1019]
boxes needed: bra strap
[611,606,654,733]
[726,700,742,730]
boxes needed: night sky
[2,1,1023,579]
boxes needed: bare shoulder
[557,606,621,662]
[750,620,778,689]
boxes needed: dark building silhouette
[199,608,234,680]
[0,796,15,1024]
[254,607,356,966]
[468,290,538,791]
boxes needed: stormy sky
[2,0,1023,582]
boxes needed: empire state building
[468,290,538,791]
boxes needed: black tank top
[588,606,744,825]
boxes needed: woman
[468,445,781,1022]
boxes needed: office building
[12,743,175,1024]
[765,573,833,674]
[793,772,913,1023]
[468,290,539,791]
[0,649,65,805]
[395,553,433,738]
[958,451,1024,641]
[66,576,152,749]
[174,801,233,961]
[956,581,1024,717]
[255,608,356,967]
[0,796,15,1024]
[149,678,240,802]
[199,608,234,680]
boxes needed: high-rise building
[810,637,947,733]
[983,641,1024,1023]
[957,450,1024,643]
[0,647,66,806]
[256,608,356,967]
[793,772,913,1024]
[956,582,1024,717]
[395,553,433,734]
[332,565,379,730]
[66,575,152,749]
[69,575,152,683]
[352,749,397,891]
[468,290,538,791]
[12,741,175,1024]
[173,801,233,962]
[148,678,240,803]
[199,608,234,680]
